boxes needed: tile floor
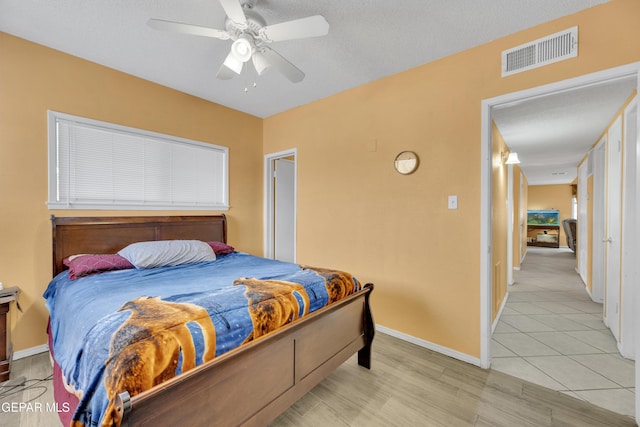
[491,247,635,417]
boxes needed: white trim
[480,99,493,369]
[635,82,640,424]
[620,97,638,360]
[264,148,297,260]
[506,164,515,286]
[13,344,49,360]
[481,62,640,373]
[376,325,482,367]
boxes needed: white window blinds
[48,111,229,210]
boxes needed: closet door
[605,116,622,341]
[274,159,296,263]
[577,160,588,284]
[591,138,606,303]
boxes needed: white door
[605,116,622,341]
[592,138,606,303]
[506,164,514,285]
[520,172,525,263]
[274,159,295,262]
[577,160,588,284]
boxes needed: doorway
[480,63,640,418]
[264,149,297,262]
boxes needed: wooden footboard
[117,283,374,427]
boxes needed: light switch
[448,195,458,210]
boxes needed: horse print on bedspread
[234,278,310,342]
[101,297,216,427]
[301,266,361,304]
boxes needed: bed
[45,215,374,427]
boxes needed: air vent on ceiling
[502,26,578,77]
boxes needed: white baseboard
[375,324,482,368]
[13,344,49,360]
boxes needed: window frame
[47,110,229,211]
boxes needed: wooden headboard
[51,215,227,276]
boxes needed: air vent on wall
[502,26,578,77]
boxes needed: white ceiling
[493,77,637,185]
[2,0,632,186]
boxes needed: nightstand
[0,286,20,383]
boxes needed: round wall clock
[394,151,419,175]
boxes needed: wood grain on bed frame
[49,214,374,427]
[51,215,227,276]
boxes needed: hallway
[491,247,635,417]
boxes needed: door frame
[506,163,515,286]
[264,148,297,260]
[620,97,638,359]
[480,62,640,369]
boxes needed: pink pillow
[63,254,134,280]
[207,241,235,255]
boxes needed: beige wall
[528,184,574,247]
[263,0,640,358]
[0,33,264,351]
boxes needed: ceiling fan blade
[147,18,230,40]
[259,15,329,42]
[259,48,305,83]
[218,0,247,26]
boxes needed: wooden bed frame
[50,215,375,427]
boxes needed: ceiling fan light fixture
[223,53,243,74]
[231,35,253,62]
[252,51,271,75]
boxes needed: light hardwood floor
[271,332,636,426]
[5,332,635,426]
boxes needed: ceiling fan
[147,0,329,83]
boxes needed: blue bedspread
[44,252,361,427]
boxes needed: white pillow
[118,240,216,269]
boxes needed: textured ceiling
[2,0,630,186]
[0,0,609,118]
[493,77,637,185]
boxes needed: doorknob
[602,237,613,243]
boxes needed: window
[47,111,228,210]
